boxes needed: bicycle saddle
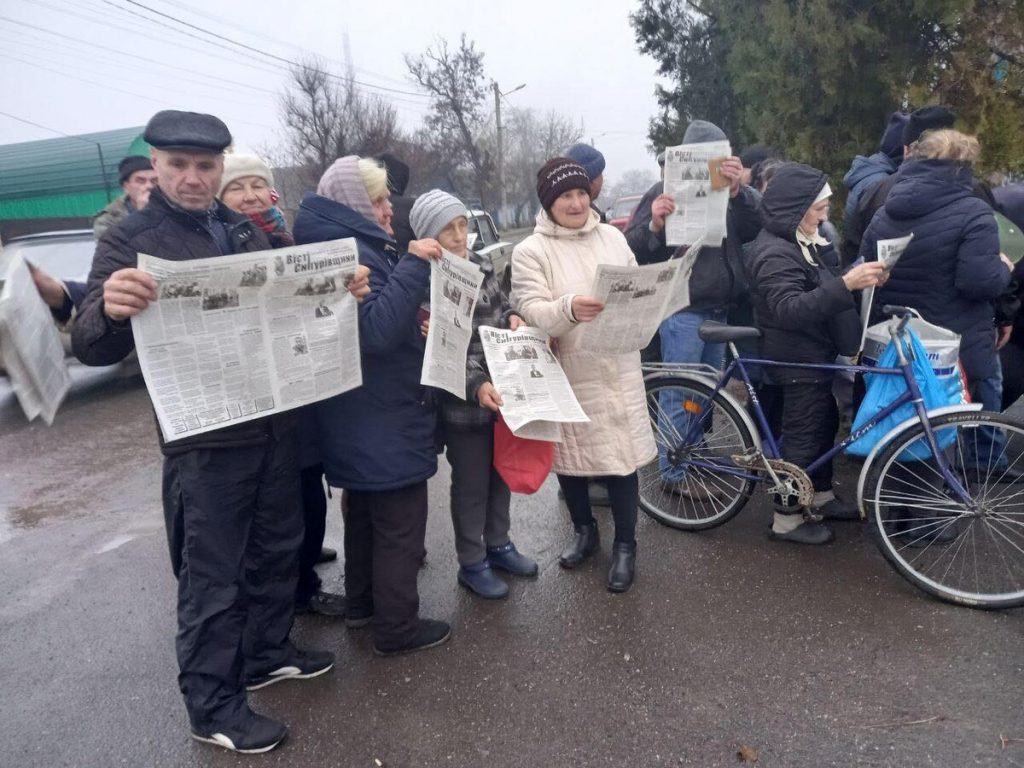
[697,321,762,343]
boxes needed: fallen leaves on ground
[736,745,759,762]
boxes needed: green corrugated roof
[0,126,149,219]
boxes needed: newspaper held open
[478,325,589,442]
[0,253,71,424]
[578,238,704,354]
[420,249,484,399]
[132,239,362,442]
[664,140,731,246]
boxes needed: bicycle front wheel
[639,376,756,530]
[864,411,1024,609]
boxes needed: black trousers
[166,437,302,732]
[556,472,639,544]
[295,463,327,603]
[444,424,512,566]
[781,380,839,497]
[343,482,428,650]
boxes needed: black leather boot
[558,522,600,568]
[607,541,637,593]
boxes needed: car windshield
[468,214,498,248]
[4,235,95,283]
[611,197,641,219]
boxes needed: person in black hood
[376,152,416,251]
[749,163,888,545]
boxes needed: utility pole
[493,81,505,226]
[493,81,525,229]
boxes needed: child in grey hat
[410,190,538,599]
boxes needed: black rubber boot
[558,522,600,569]
[607,541,637,593]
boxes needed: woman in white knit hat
[218,153,349,619]
[410,189,538,600]
[220,154,293,248]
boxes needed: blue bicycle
[639,307,1024,609]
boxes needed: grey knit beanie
[682,119,727,144]
[316,156,376,222]
[410,189,467,240]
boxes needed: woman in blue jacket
[860,130,1012,419]
[293,155,450,657]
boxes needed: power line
[0,45,272,113]
[1,20,278,96]
[148,0,417,90]
[0,53,277,131]
[111,0,432,100]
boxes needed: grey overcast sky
[0,0,667,188]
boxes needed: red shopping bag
[493,415,554,494]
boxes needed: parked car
[2,229,95,357]
[607,194,643,231]
[467,209,514,289]
[3,229,95,284]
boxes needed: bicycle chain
[730,450,815,507]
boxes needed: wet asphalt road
[1,365,1023,768]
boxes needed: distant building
[0,127,148,240]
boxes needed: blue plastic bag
[846,329,957,459]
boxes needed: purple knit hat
[316,156,376,221]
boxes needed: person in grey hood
[624,119,761,500]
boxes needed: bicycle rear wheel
[864,411,1024,609]
[639,376,756,530]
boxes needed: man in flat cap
[73,110,363,754]
[92,155,158,240]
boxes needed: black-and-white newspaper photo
[664,140,731,246]
[0,252,71,424]
[479,325,589,442]
[858,233,915,352]
[420,249,484,399]
[579,239,703,354]
[132,238,362,441]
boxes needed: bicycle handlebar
[881,305,914,333]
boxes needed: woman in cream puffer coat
[511,157,656,594]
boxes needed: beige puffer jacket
[511,209,656,476]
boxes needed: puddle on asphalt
[4,501,78,530]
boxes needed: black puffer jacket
[624,180,761,311]
[749,164,860,383]
[71,187,293,456]
[859,159,1009,381]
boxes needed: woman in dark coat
[859,130,1012,417]
[293,155,450,657]
[749,163,888,544]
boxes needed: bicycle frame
[660,330,972,503]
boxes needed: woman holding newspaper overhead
[511,157,657,593]
[292,155,452,658]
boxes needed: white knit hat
[220,154,273,195]
[410,189,467,240]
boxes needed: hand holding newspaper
[663,141,731,246]
[0,252,71,424]
[578,237,704,354]
[478,325,589,442]
[420,249,484,399]
[132,238,362,442]
[858,233,914,353]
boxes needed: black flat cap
[117,155,152,183]
[143,110,232,153]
